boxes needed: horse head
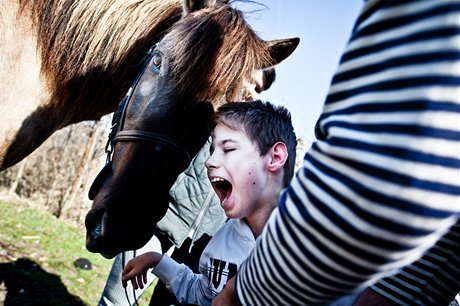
[85,0,299,258]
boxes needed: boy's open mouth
[210,177,232,204]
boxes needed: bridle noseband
[104,46,191,170]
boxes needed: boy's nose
[205,154,217,169]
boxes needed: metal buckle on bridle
[104,122,117,163]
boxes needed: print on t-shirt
[207,258,237,295]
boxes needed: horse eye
[152,52,162,68]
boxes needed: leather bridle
[88,45,192,201]
[104,45,191,169]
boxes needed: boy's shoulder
[201,219,255,264]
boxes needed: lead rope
[122,250,140,306]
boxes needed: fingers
[122,270,135,284]
[128,278,137,290]
[123,273,147,290]
[120,253,159,290]
[122,276,138,289]
[121,271,131,288]
[122,267,140,289]
[121,262,134,279]
[137,274,144,289]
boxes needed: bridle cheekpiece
[104,45,191,170]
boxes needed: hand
[121,252,162,289]
[212,276,241,306]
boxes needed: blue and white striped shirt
[371,220,460,305]
[236,1,460,305]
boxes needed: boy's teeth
[211,177,224,183]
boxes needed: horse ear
[264,37,300,67]
[183,0,227,14]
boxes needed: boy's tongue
[213,180,232,204]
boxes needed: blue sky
[238,1,363,145]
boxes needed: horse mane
[19,0,183,85]
[162,2,273,105]
[16,0,271,115]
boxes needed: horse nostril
[91,222,102,240]
[85,207,107,241]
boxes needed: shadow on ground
[0,257,85,306]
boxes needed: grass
[0,199,154,305]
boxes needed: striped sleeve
[236,1,460,305]
[370,220,460,305]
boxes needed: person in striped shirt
[212,0,460,305]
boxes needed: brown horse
[84,0,299,258]
[0,0,186,170]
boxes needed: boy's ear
[268,142,288,173]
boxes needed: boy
[121,100,297,305]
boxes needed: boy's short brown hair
[213,100,297,186]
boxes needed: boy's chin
[223,208,234,218]
[222,204,237,218]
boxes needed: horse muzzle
[85,207,120,258]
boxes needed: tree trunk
[60,120,104,219]
[9,159,27,195]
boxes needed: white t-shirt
[153,219,256,306]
